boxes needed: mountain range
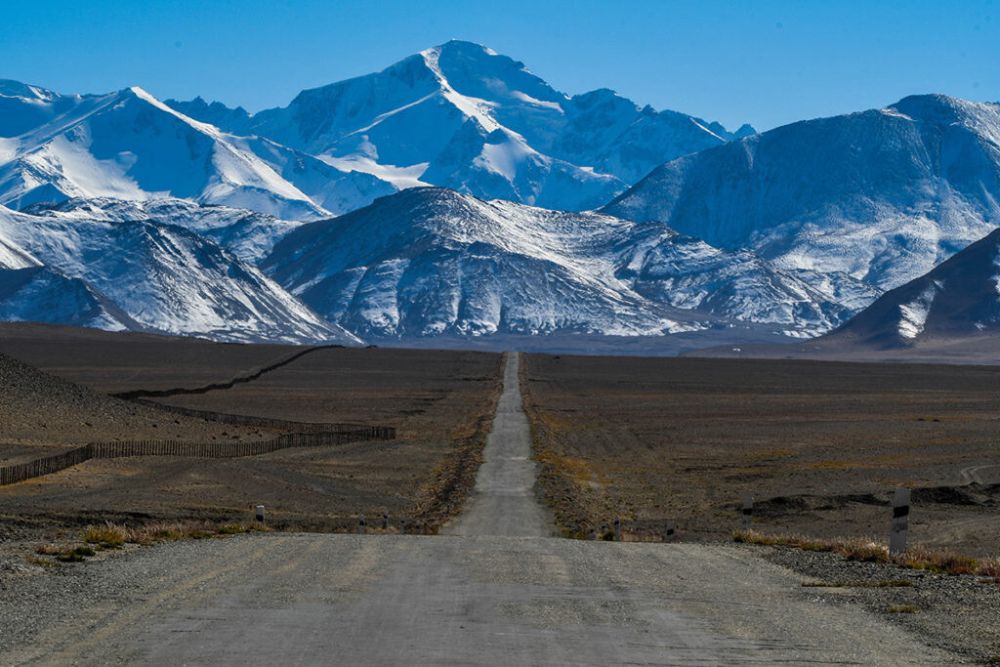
[605,94,1000,300]
[0,203,356,344]
[167,40,752,211]
[1,41,999,353]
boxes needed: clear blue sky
[1,0,997,130]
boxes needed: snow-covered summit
[169,40,752,211]
[604,93,1000,306]
[0,82,395,220]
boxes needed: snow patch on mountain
[24,197,303,262]
[897,282,941,339]
[828,227,1000,345]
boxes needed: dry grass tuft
[83,522,129,548]
[734,529,1000,580]
[887,604,920,614]
[34,544,63,556]
[896,546,979,575]
[70,520,271,552]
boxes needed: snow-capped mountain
[261,187,844,339]
[23,197,302,262]
[0,81,394,220]
[604,95,1000,309]
[0,204,356,344]
[828,227,1000,345]
[169,40,752,211]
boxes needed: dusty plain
[522,353,1000,556]
[0,325,502,534]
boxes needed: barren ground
[522,353,1000,555]
[0,326,502,534]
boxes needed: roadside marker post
[255,505,265,524]
[890,488,911,556]
[358,515,367,534]
[741,495,753,530]
[614,517,622,542]
[382,512,389,530]
[665,522,676,542]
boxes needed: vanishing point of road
[6,353,957,665]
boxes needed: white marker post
[890,488,911,556]
[741,495,753,531]
[255,505,265,524]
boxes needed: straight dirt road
[441,352,553,537]
[2,354,960,665]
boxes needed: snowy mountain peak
[0,79,58,101]
[163,42,749,210]
[261,187,848,340]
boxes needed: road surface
[4,353,957,665]
[441,352,553,537]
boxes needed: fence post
[889,487,910,556]
[741,495,753,530]
[255,505,266,524]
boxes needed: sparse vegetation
[802,579,912,588]
[55,546,95,562]
[735,529,1000,580]
[2,345,502,535]
[83,522,129,548]
[521,353,1000,554]
[887,604,920,614]
[26,520,273,567]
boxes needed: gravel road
[0,353,965,665]
[442,353,553,538]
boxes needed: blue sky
[2,0,997,130]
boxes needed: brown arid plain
[5,321,1000,560]
[521,353,1000,556]
[0,324,501,537]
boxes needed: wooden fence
[0,425,395,487]
[132,399,364,434]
